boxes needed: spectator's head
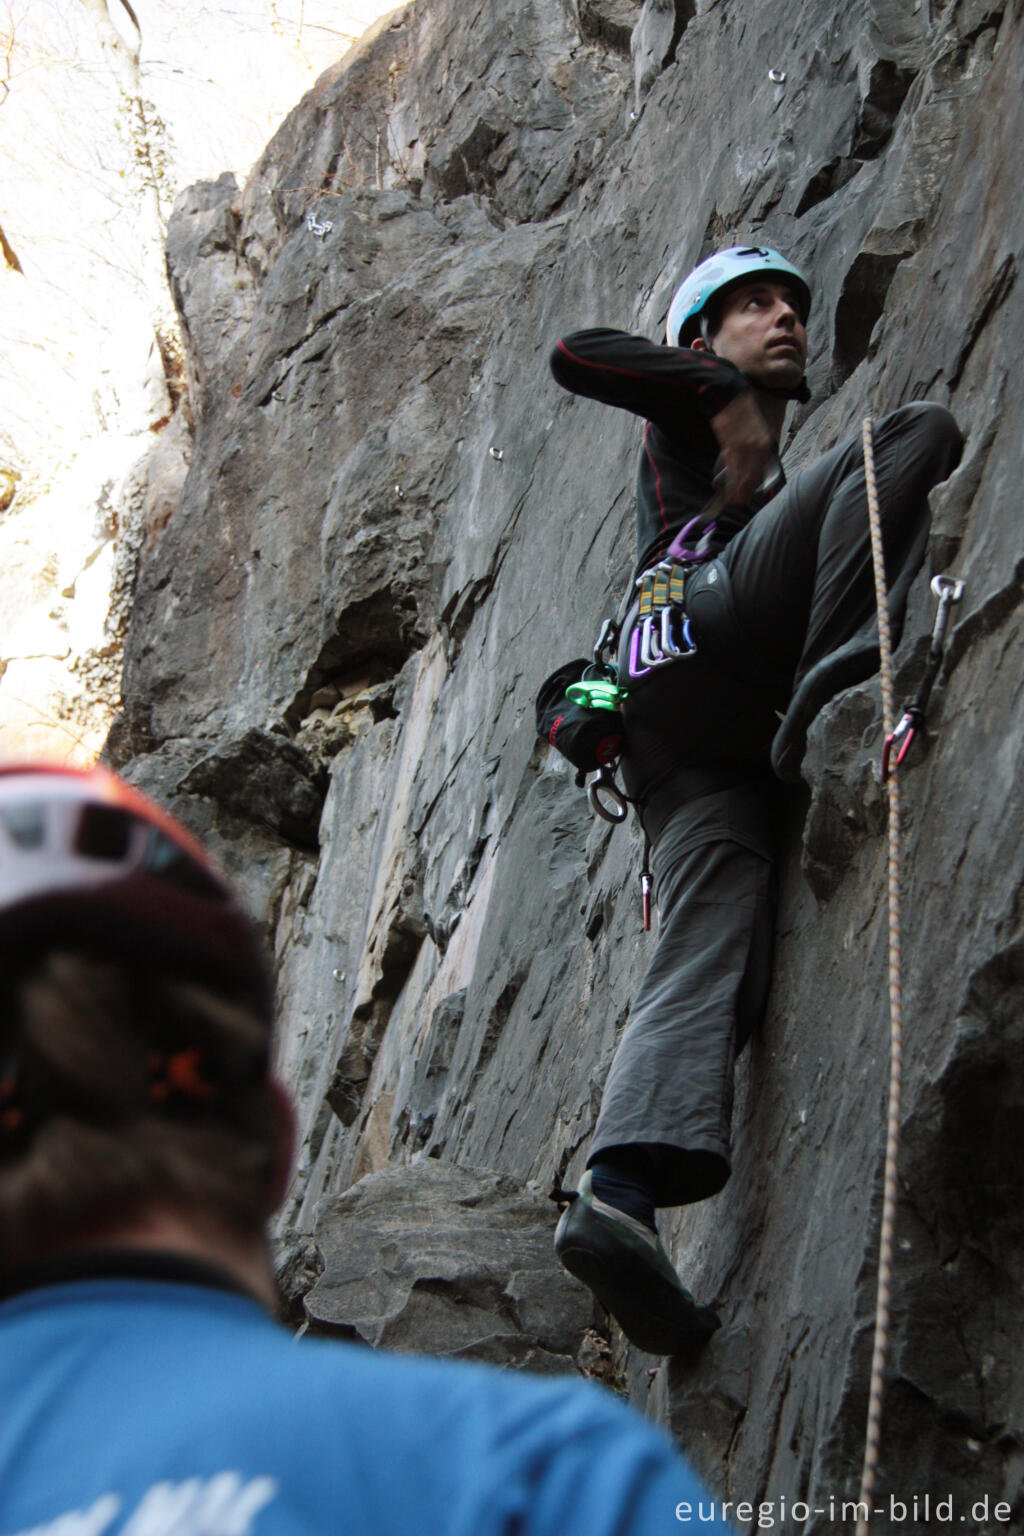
[0,764,289,1283]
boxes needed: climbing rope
[855,418,904,1534]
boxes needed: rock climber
[548,246,963,1355]
[0,762,734,1535]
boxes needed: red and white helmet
[0,763,273,1024]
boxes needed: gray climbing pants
[589,789,777,1206]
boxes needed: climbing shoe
[554,1171,720,1356]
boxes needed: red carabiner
[881,711,918,782]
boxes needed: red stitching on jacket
[555,339,734,411]
[643,424,669,545]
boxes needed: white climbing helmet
[665,245,812,348]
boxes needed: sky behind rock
[0,0,395,760]
[0,0,396,473]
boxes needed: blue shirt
[0,1271,733,1536]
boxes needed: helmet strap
[760,377,811,404]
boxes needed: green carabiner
[565,678,626,712]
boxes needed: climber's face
[696,278,807,391]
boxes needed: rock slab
[302,1163,600,1376]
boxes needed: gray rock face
[299,1163,600,1375]
[113,0,1024,1521]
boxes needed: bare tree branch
[77,0,175,228]
[263,0,312,72]
[0,4,17,105]
[78,0,140,85]
[0,220,22,272]
[116,0,141,36]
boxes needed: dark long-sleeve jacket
[549,327,785,834]
[550,329,757,576]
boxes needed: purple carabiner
[666,514,716,563]
[629,624,652,678]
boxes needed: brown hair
[0,952,280,1275]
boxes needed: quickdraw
[627,560,698,679]
[586,769,654,936]
[880,575,966,781]
[640,835,653,931]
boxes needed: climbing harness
[855,420,965,1535]
[537,478,737,925]
[585,564,699,923]
[880,575,965,781]
[623,461,782,682]
[538,462,779,928]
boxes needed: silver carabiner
[639,614,665,669]
[660,605,696,659]
[594,616,618,668]
[589,768,628,824]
